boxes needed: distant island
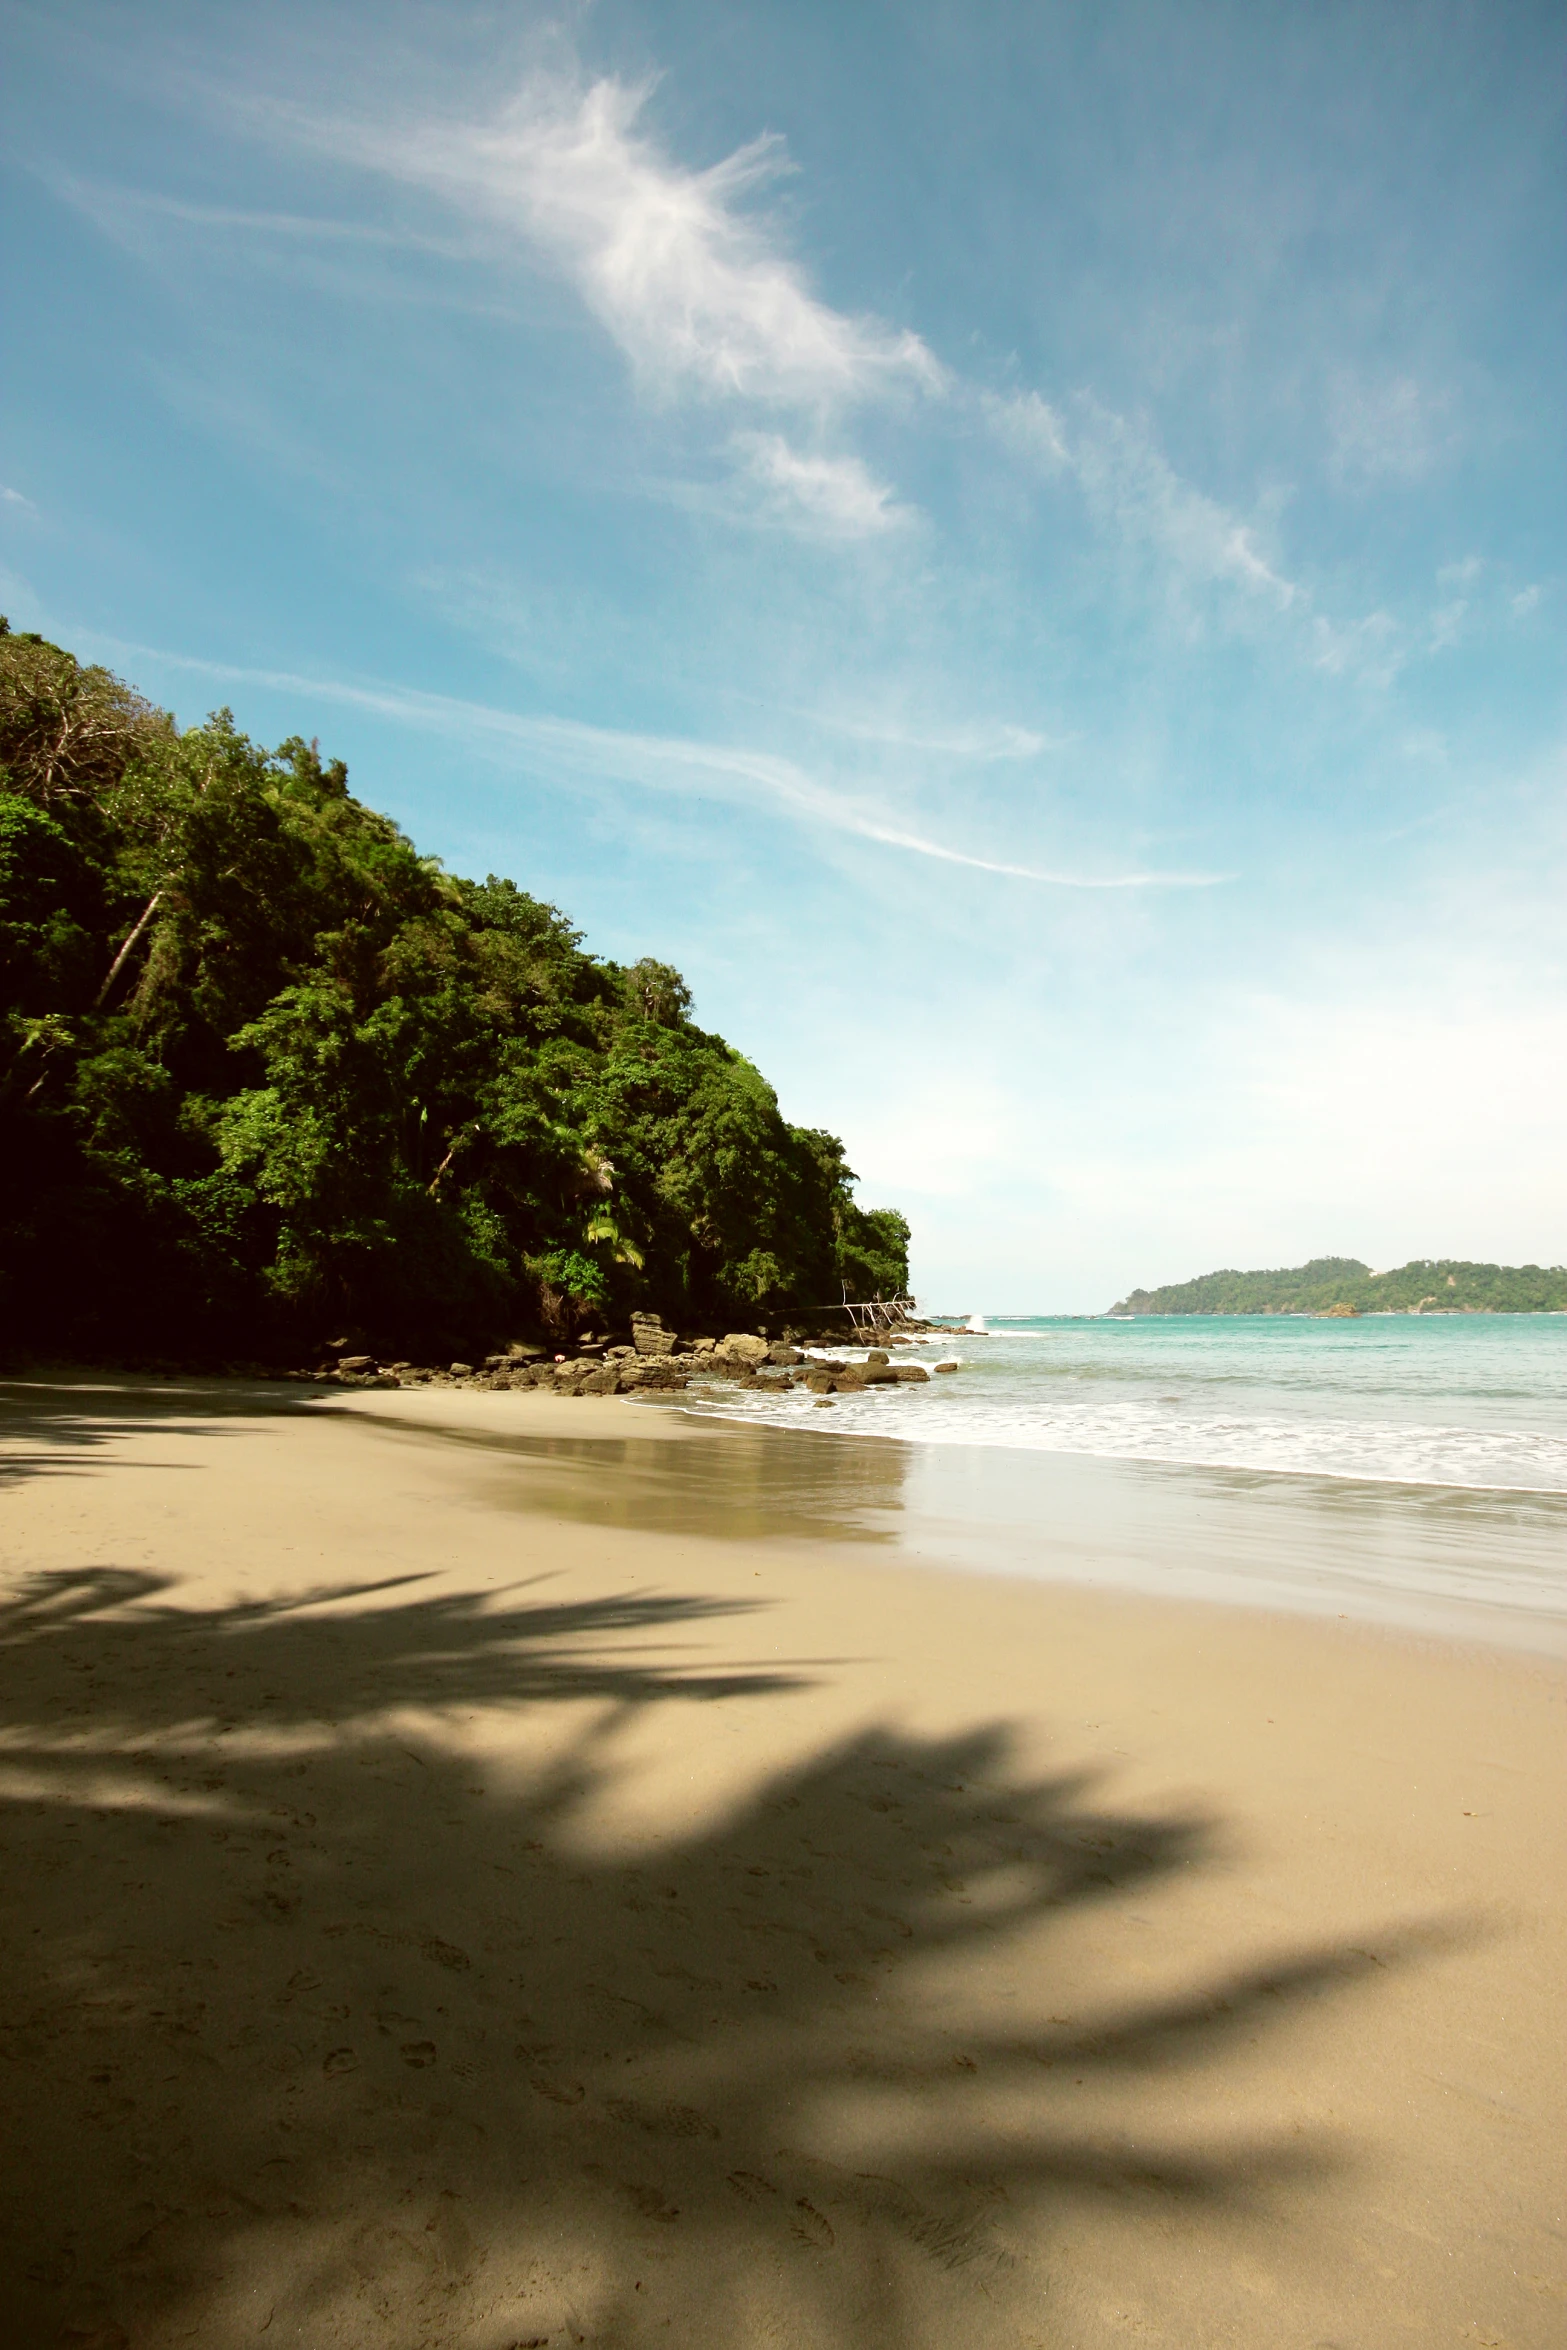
[1109,1257,1567,1317]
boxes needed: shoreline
[2,1376,1564,2347]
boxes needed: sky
[1,0,1562,1311]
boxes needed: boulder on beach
[721,1334,771,1365]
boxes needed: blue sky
[2,0,1562,1310]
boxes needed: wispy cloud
[102,641,1227,889]
[0,485,36,510]
[48,176,460,252]
[1311,608,1401,682]
[729,432,910,537]
[284,75,941,413]
[985,388,1443,684]
[982,388,1070,471]
[1327,371,1451,486]
[807,712,1065,760]
[988,389,1298,609]
[1069,398,1298,611]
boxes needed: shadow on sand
[0,1562,1466,2348]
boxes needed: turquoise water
[688,1314,1567,1494]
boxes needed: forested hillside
[1110,1257,1567,1315]
[0,624,908,1361]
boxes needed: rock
[864,1349,890,1366]
[338,1354,374,1373]
[689,1338,717,1354]
[722,1334,771,1365]
[606,1344,635,1360]
[812,1398,836,1409]
[832,1370,869,1392]
[933,1361,960,1373]
[891,1364,930,1382]
[449,1362,474,1378]
[767,1342,804,1366]
[630,1314,675,1354]
[579,1367,619,1394]
[802,1371,835,1393]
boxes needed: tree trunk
[93,891,163,1010]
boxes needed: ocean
[688,1313,1567,1493]
[675,1315,1567,1644]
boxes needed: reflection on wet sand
[363,1398,1567,1650]
[362,1408,916,1547]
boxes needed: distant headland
[1109,1257,1567,1316]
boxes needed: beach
[2,1376,1564,2348]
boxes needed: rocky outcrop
[631,1314,678,1357]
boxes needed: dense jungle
[0,624,909,1362]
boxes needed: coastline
[3,1375,1564,2347]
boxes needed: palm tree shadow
[0,1568,1465,2349]
[0,1373,324,1490]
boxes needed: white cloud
[101,640,1227,890]
[730,432,908,536]
[300,75,941,413]
[0,485,35,510]
[1512,585,1542,618]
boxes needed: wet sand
[2,1375,1564,2348]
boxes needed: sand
[1,1374,1563,2349]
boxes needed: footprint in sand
[422,1937,471,1971]
[790,2199,836,2250]
[726,2171,780,2205]
[322,2047,358,2076]
[400,2041,437,2068]
[605,2099,718,2139]
[624,2182,680,2222]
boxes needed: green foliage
[1110,1257,1567,1316]
[0,623,908,1359]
